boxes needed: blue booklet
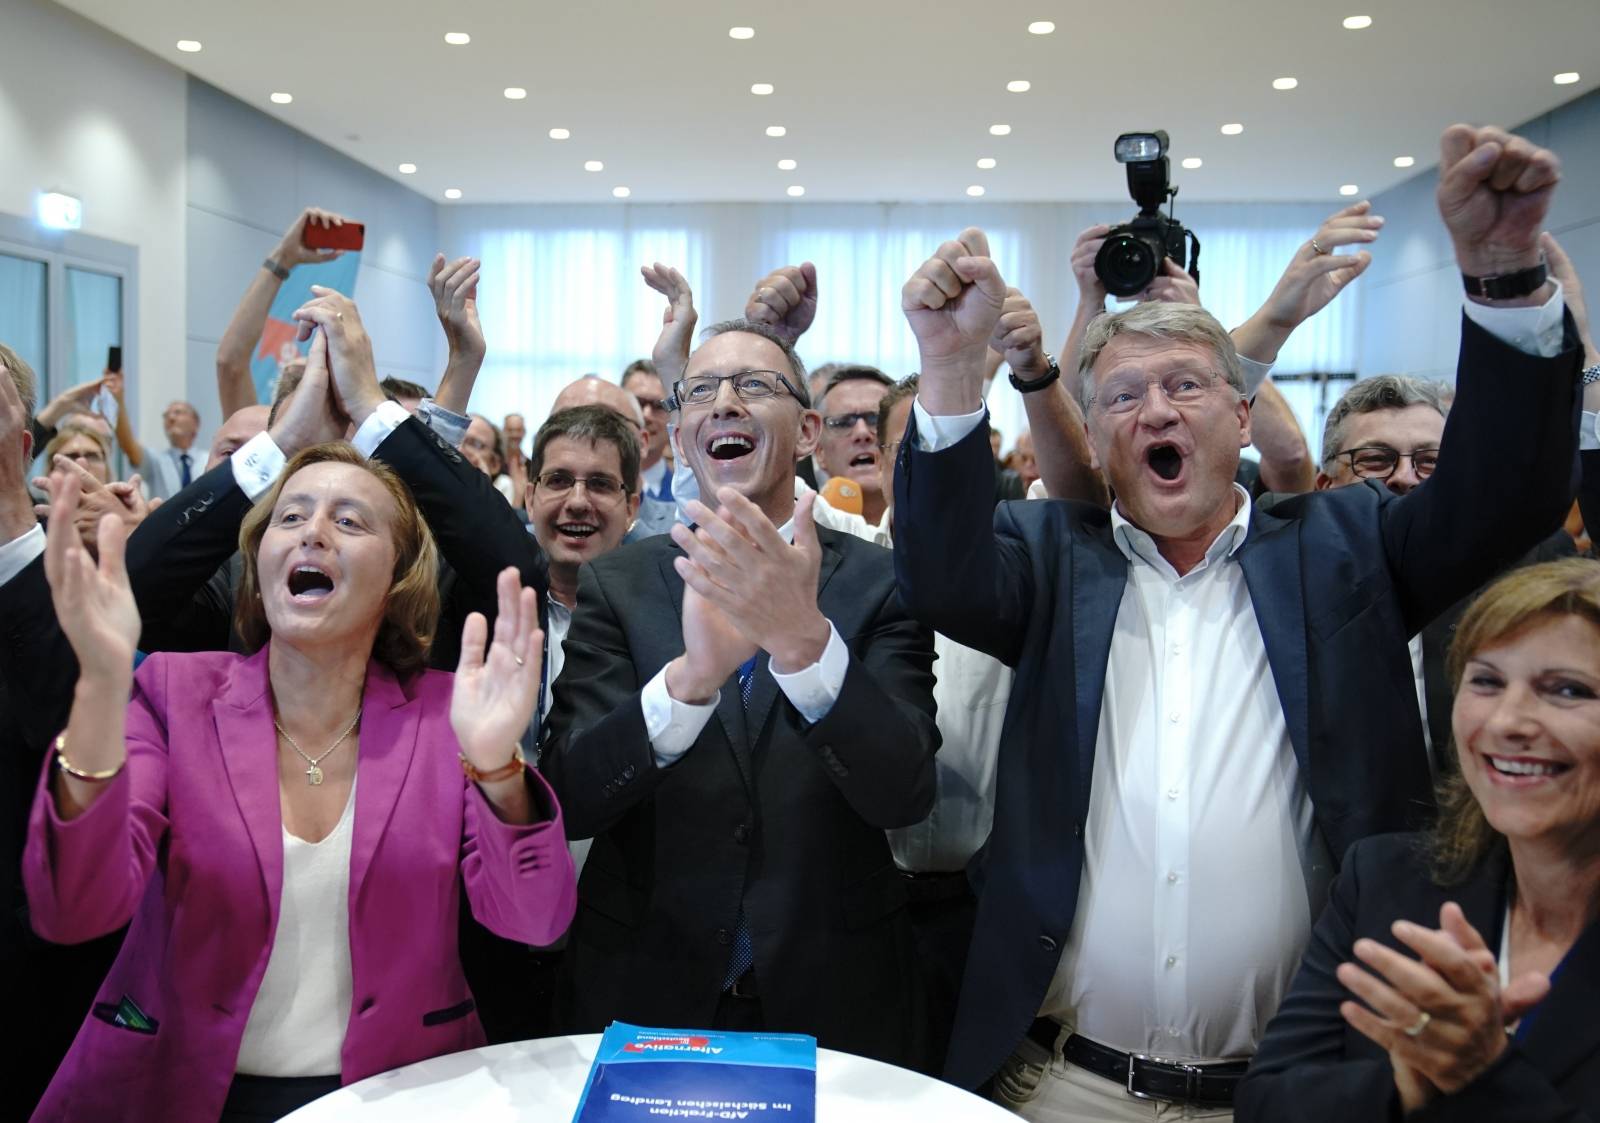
[571,1022,817,1122]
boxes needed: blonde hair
[1429,556,1600,884]
[234,443,440,676]
[44,420,113,477]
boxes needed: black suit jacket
[1237,834,1600,1122]
[540,528,939,1065]
[892,314,1582,1089]
[125,416,547,669]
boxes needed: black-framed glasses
[824,411,880,432]
[1330,445,1440,481]
[633,394,666,413]
[668,369,805,410]
[534,470,630,500]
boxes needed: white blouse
[235,780,357,1077]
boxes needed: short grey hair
[1319,375,1448,466]
[0,341,38,424]
[698,319,811,407]
[1075,304,1243,415]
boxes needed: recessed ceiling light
[1339,184,1361,196]
[398,163,417,174]
[584,160,604,172]
[751,83,774,95]
[504,87,527,100]
[777,158,797,170]
[977,157,997,169]
[1220,122,1244,135]
[1342,15,1372,29]
[1182,157,1203,169]
[1027,20,1055,34]
[444,32,471,45]
[613,186,631,198]
[176,39,202,52]
[270,92,293,105]
[729,26,755,39]
[787,185,805,197]
[1554,72,1580,85]
[766,125,787,137]
[1272,77,1298,90]
[549,128,571,140]
[444,188,462,200]
[990,124,1012,136]
[1393,155,1415,168]
[967,185,986,197]
[1007,80,1031,93]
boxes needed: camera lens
[1095,232,1158,297]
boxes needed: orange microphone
[819,476,863,515]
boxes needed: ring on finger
[513,654,526,667]
[1403,1011,1432,1038]
[1311,238,1327,256]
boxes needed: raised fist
[1437,124,1559,280]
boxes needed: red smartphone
[303,221,365,252]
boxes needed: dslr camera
[1094,130,1201,298]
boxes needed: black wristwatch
[1009,354,1062,394]
[262,257,291,281]
[1461,260,1548,301]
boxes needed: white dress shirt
[235,778,357,1077]
[909,289,1568,1063]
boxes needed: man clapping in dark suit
[540,318,939,1066]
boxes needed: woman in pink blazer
[25,414,577,1120]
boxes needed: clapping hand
[291,286,384,426]
[744,263,818,346]
[43,471,141,683]
[1438,124,1559,285]
[642,264,698,387]
[33,457,154,557]
[1337,903,1551,1111]
[450,566,544,773]
[429,254,485,362]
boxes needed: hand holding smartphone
[303,221,365,253]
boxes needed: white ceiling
[54,0,1600,205]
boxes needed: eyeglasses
[669,369,805,410]
[462,434,495,454]
[57,449,107,465]
[634,395,666,413]
[824,411,880,432]
[1088,369,1227,415]
[1329,446,1440,481]
[879,439,904,456]
[534,470,630,500]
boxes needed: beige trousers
[990,1030,1234,1123]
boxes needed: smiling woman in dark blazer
[1238,558,1600,1121]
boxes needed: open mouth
[1484,754,1571,780]
[849,452,878,471]
[707,434,755,462]
[1147,444,1184,482]
[556,521,599,543]
[287,565,335,601]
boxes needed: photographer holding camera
[1011,132,1381,503]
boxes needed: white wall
[0,0,187,443]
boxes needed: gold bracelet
[459,745,525,785]
[55,735,125,783]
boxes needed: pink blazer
[24,649,576,1122]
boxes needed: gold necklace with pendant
[274,708,362,786]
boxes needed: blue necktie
[179,452,192,488]
[722,655,759,989]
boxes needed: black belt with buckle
[1028,1018,1247,1109]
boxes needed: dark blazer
[0,551,123,1118]
[125,416,548,668]
[892,314,1583,1090]
[1237,834,1600,1122]
[539,527,940,1065]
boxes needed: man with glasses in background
[621,358,674,503]
[540,318,939,1065]
[814,365,895,527]
[1313,374,1576,772]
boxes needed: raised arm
[216,207,350,418]
[642,263,698,390]
[428,254,485,414]
[1251,378,1316,493]
[744,262,818,348]
[100,371,145,467]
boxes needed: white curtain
[440,200,1358,456]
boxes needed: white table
[281,1034,1016,1122]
